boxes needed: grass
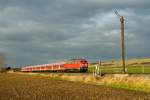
[88,65,150,74]
[89,58,150,74]
[102,75,150,92]
[106,82,150,92]
[99,58,150,67]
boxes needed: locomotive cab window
[81,60,87,63]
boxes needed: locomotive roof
[70,59,87,61]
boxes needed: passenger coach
[21,59,88,72]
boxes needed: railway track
[21,71,93,76]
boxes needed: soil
[0,73,149,100]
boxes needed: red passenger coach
[21,59,88,72]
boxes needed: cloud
[0,0,149,66]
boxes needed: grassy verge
[100,75,150,92]
[107,82,149,92]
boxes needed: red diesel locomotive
[21,59,88,72]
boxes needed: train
[21,59,88,72]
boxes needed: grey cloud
[0,0,149,66]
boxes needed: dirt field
[0,73,150,100]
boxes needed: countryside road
[0,73,150,100]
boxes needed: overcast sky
[0,0,150,66]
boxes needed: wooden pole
[120,16,126,73]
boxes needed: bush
[0,53,5,73]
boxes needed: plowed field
[0,73,149,100]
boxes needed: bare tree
[0,53,5,73]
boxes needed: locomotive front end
[80,60,88,72]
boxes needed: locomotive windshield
[80,60,87,63]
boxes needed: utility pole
[115,11,126,73]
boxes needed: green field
[88,66,150,74]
